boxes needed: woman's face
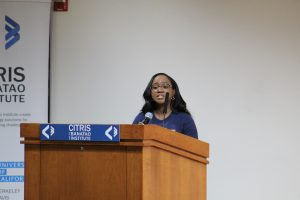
[150,75,175,105]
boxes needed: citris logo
[5,16,20,50]
[42,125,55,139]
[105,126,118,140]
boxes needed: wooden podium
[21,123,209,200]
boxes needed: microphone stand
[162,92,169,128]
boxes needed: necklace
[154,110,172,120]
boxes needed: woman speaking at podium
[133,73,198,139]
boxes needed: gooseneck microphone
[162,92,169,127]
[163,92,169,114]
[139,112,153,125]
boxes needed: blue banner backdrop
[0,1,51,199]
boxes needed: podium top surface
[20,123,209,161]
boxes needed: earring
[171,96,175,100]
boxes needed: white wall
[50,0,300,199]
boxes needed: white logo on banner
[105,126,118,140]
[42,125,55,139]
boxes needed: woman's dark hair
[141,73,191,115]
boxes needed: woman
[133,73,198,139]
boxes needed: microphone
[139,112,153,125]
[163,92,169,114]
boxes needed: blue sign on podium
[40,124,120,142]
